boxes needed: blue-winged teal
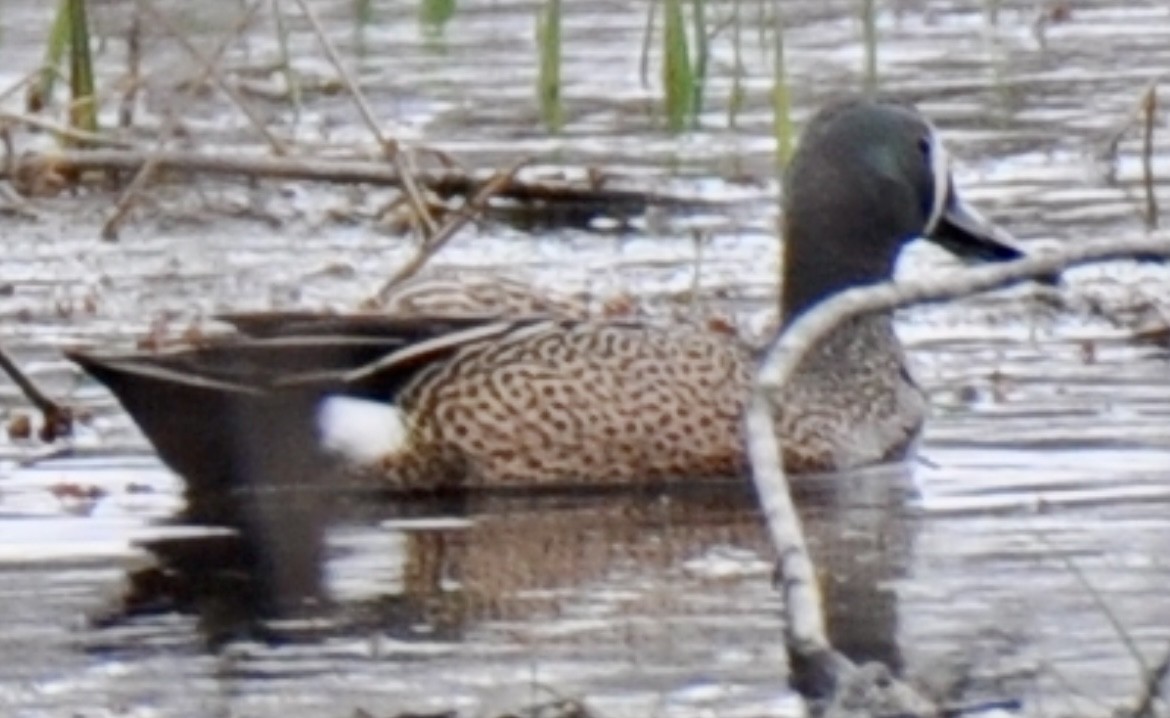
[68,99,1024,493]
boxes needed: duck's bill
[927,196,1023,263]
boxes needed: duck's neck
[779,221,902,328]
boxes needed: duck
[67,98,1025,496]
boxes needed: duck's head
[780,98,1023,323]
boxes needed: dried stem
[1100,77,1162,170]
[1142,83,1158,229]
[3,147,707,210]
[102,0,266,240]
[0,68,46,107]
[0,346,71,440]
[1132,641,1170,718]
[0,111,135,149]
[1046,537,1151,676]
[289,0,436,236]
[368,157,529,306]
[135,0,287,154]
[118,5,142,128]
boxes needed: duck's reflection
[109,465,919,669]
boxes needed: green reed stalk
[420,0,456,35]
[536,0,563,131]
[662,0,693,132]
[861,0,877,95]
[689,0,707,128]
[29,0,71,112]
[66,0,97,139]
[727,0,744,128]
[771,0,793,170]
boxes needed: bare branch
[288,0,438,236]
[368,158,528,306]
[0,346,72,441]
[746,236,1170,712]
[1132,640,1170,718]
[0,111,136,149]
[102,0,266,240]
[2,148,709,211]
[135,0,288,154]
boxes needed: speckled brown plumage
[381,320,754,488]
[338,312,923,489]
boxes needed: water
[0,0,1168,716]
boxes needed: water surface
[0,1,1167,717]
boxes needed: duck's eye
[917,136,932,159]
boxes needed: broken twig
[135,0,287,154]
[3,148,709,212]
[368,158,529,306]
[0,346,72,441]
[102,0,266,240]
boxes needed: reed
[27,0,71,113]
[690,0,708,127]
[861,0,877,95]
[536,0,563,131]
[662,0,694,132]
[726,0,745,129]
[771,0,793,170]
[66,0,97,140]
[420,0,457,35]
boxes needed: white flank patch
[316,396,408,464]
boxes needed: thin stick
[2,148,709,209]
[135,0,288,154]
[1132,641,1170,718]
[0,111,136,149]
[290,0,437,236]
[291,0,387,149]
[102,0,265,240]
[0,182,40,220]
[1043,536,1151,677]
[1141,83,1158,229]
[0,346,66,418]
[368,158,529,306]
[746,236,1170,704]
[0,67,45,106]
[118,5,142,128]
[1100,77,1163,167]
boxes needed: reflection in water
[112,469,917,678]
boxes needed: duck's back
[383,321,755,489]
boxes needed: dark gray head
[781,98,1022,323]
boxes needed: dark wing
[66,313,553,505]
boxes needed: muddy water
[0,0,1168,716]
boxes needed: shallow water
[0,0,1168,717]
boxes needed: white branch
[746,236,1170,713]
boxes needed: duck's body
[69,98,1022,495]
[70,307,919,492]
[324,312,922,489]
